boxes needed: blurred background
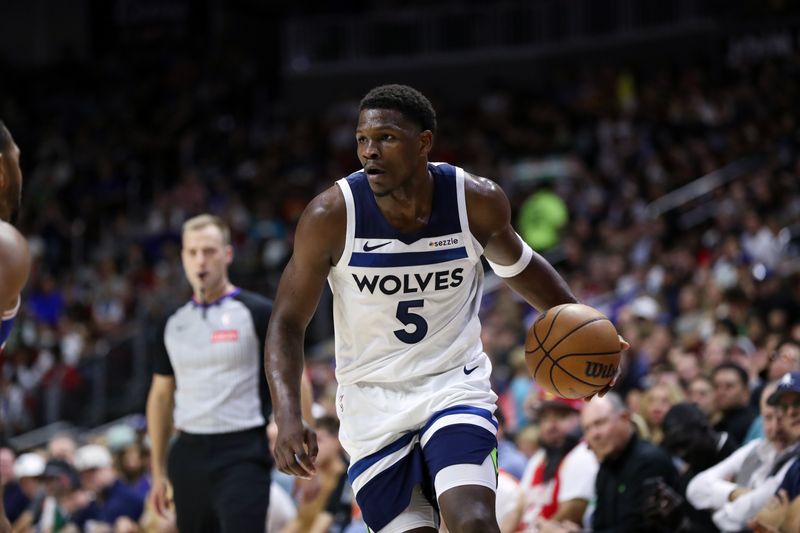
[1,0,800,530]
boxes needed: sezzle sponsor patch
[211,329,240,343]
[428,237,460,248]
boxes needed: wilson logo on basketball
[211,330,239,343]
[584,361,616,379]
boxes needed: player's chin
[367,173,391,192]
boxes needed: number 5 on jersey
[394,299,428,344]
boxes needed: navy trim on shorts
[349,404,497,532]
[348,431,417,484]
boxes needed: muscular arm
[0,222,30,314]
[265,185,345,477]
[465,175,576,310]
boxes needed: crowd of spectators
[0,18,799,532]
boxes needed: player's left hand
[584,335,629,401]
[274,416,318,479]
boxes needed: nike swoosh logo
[363,241,391,252]
[463,365,479,375]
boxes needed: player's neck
[375,168,433,231]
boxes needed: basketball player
[0,121,31,533]
[265,85,626,533]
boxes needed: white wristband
[487,238,533,278]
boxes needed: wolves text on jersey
[352,268,464,295]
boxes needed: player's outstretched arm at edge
[0,225,30,533]
[465,174,577,311]
[265,185,345,478]
[0,222,30,316]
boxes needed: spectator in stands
[495,469,524,533]
[688,375,718,422]
[518,394,597,531]
[687,381,797,531]
[582,393,678,532]
[72,444,144,529]
[637,381,684,444]
[47,433,78,465]
[0,449,13,479]
[768,339,800,383]
[495,409,527,481]
[5,452,44,524]
[33,459,87,532]
[107,423,150,500]
[517,176,568,252]
[750,371,800,532]
[661,402,739,532]
[515,424,541,459]
[712,362,758,446]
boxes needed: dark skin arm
[0,225,28,533]
[0,222,30,315]
[466,173,627,395]
[465,173,577,310]
[265,185,346,478]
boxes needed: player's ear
[225,244,233,265]
[419,130,433,157]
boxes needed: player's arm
[0,223,30,346]
[265,185,345,478]
[146,373,175,516]
[465,174,576,310]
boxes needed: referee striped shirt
[153,288,272,434]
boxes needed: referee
[146,214,273,533]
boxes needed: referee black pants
[168,427,272,533]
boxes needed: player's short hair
[360,84,437,134]
[0,120,11,153]
[182,214,231,245]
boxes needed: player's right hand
[584,335,630,401]
[274,418,318,478]
[150,475,172,518]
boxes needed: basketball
[525,303,621,399]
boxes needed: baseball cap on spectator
[536,390,584,415]
[106,424,136,452]
[630,295,659,321]
[74,444,113,471]
[767,371,800,406]
[14,453,45,479]
[41,459,80,490]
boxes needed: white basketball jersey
[328,163,485,386]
